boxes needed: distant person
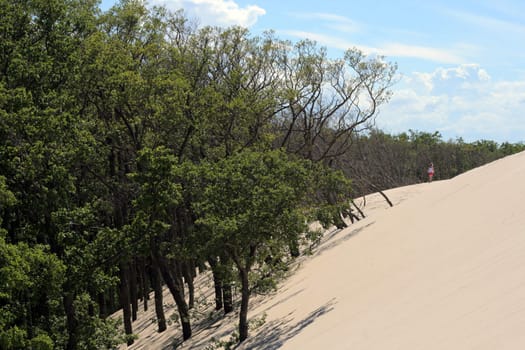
[427,162,434,182]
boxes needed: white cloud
[150,0,265,27]
[377,64,525,143]
[292,13,360,34]
[445,9,525,35]
[411,72,435,92]
[477,68,490,81]
[280,30,465,65]
[380,43,464,65]
[411,64,491,93]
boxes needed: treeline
[1,0,523,349]
[0,0,394,348]
[338,129,525,196]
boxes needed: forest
[1,0,524,349]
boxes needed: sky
[100,0,525,143]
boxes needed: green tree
[129,146,192,340]
[194,150,313,342]
[0,237,65,349]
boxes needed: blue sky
[100,0,525,143]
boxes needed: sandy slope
[124,151,525,349]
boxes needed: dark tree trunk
[219,254,234,314]
[119,263,134,346]
[130,260,138,321]
[334,212,348,229]
[208,257,223,311]
[153,252,192,340]
[377,188,393,207]
[238,267,250,343]
[350,199,366,219]
[182,261,195,309]
[223,282,233,314]
[98,292,107,318]
[64,293,77,350]
[149,264,166,332]
[138,258,149,311]
[109,286,116,312]
[367,181,393,207]
[172,260,185,300]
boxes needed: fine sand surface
[122,151,525,349]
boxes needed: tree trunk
[334,212,348,229]
[98,292,107,318]
[238,267,250,343]
[119,263,134,346]
[153,253,192,340]
[130,260,138,321]
[109,285,116,312]
[149,264,166,332]
[63,293,77,350]
[208,257,223,311]
[367,181,393,207]
[182,261,195,309]
[219,254,234,314]
[139,258,149,312]
[350,199,366,219]
[223,282,233,314]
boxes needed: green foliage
[72,293,126,350]
[0,237,66,349]
[0,175,16,237]
[194,150,312,266]
[128,146,184,258]
[206,331,240,350]
[30,334,54,350]
[0,176,16,209]
[0,326,27,350]
[132,147,182,215]
[309,164,353,228]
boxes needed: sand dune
[126,151,525,349]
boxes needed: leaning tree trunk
[153,251,192,340]
[364,180,393,207]
[172,260,185,301]
[182,260,195,309]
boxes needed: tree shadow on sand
[313,222,375,257]
[239,298,337,349]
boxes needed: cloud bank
[378,64,525,143]
[150,0,265,27]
